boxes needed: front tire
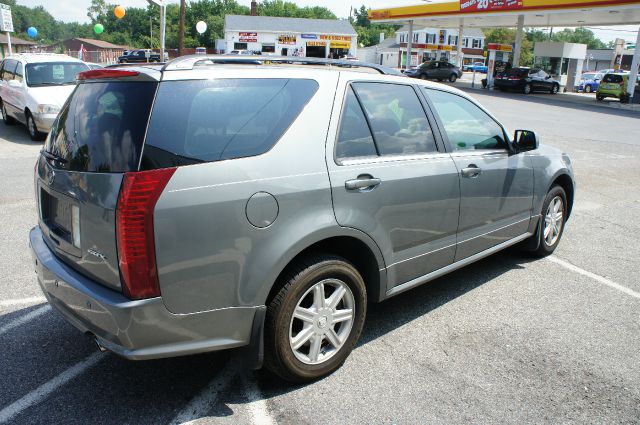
[550,84,559,94]
[264,255,367,383]
[596,93,604,101]
[584,85,592,93]
[529,185,567,256]
[26,112,44,141]
[523,83,532,94]
[448,73,457,83]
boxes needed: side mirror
[514,130,539,152]
[545,75,551,79]
[8,79,22,88]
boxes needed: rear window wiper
[42,150,68,164]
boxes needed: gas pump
[486,43,513,88]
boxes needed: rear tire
[550,84,559,94]
[528,185,568,257]
[1,100,15,125]
[596,94,604,101]
[264,255,367,383]
[523,83,532,94]
[584,85,592,93]
[420,74,427,80]
[448,73,457,83]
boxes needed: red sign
[460,0,523,12]
[239,32,257,37]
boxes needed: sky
[14,0,640,44]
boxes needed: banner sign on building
[330,41,350,49]
[301,34,318,39]
[438,30,446,44]
[278,34,296,45]
[239,32,257,42]
[306,41,326,47]
[0,4,14,32]
[320,35,351,42]
[460,0,523,12]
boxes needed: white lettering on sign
[0,4,14,33]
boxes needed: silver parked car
[30,57,575,382]
[0,53,89,140]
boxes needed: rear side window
[602,74,623,83]
[2,59,16,81]
[45,82,157,172]
[14,62,23,83]
[141,78,318,170]
[350,82,437,156]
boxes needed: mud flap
[240,306,266,370]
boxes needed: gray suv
[30,57,575,382]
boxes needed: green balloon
[94,23,104,34]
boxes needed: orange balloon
[114,5,125,19]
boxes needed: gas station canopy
[368,0,640,28]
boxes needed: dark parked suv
[404,60,463,82]
[30,57,574,382]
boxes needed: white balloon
[196,21,207,34]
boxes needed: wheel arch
[264,232,387,307]
[550,173,574,220]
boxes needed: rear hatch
[36,71,158,291]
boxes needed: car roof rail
[161,55,404,76]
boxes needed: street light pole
[146,0,166,62]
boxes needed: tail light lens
[116,167,176,299]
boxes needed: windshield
[25,62,89,87]
[582,73,595,80]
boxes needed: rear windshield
[45,81,157,172]
[140,78,318,170]
[26,62,89,87]
[602,74,623,83]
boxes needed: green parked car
[596,72,638,102]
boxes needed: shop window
[261,44,275,53]
[234,43,248,50]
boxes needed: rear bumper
[29,226,260,360]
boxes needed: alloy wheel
[544,196,564,246]
[288,278,355,365]
[28,115,36,137]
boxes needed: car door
[528,69,543,91]
[423,62,437,79]
[422,87,534,261]
[326,77,460,290]
[12,61,26,122]
[0,59,19,118]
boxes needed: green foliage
[551,27,606,49]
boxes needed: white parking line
[0,352,103,424]
[169,362,239,425]
[0,305,51,336]
[547,256,640,300]
[0,297,47,307]
[244,376,277,425]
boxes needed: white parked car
[0,54,89,140]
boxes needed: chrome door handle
[345,176,381,191]
[461,165,482,178]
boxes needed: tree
[551,27,606,49]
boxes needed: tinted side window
[336,87,377,160]
[425,88,506,151]
[352,83,437,156]
[142,79,319,169]
[2,59,16,81]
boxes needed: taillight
[116,167,176,299]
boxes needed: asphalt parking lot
[1,89,639,424]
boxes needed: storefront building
[223,15,357,58]
[395,26,486,67]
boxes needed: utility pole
[178,0,185,57]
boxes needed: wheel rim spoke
[327,285,346,309]
[293,306,315,323]
[313,283,326,309]
[308,334,323,362]
[332,308,353,324]
[543,196,563,246]
[291,326,314,350]
[325,328,342,348]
